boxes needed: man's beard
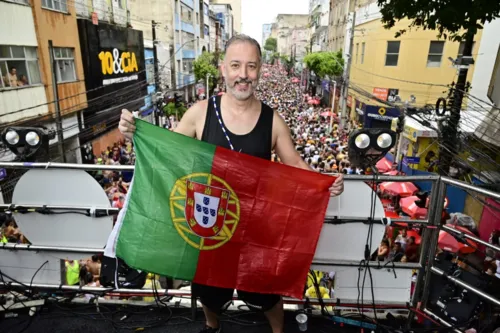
[226,77,259,101]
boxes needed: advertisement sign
[364,105,400,128]
[403,156,421,165]
[77,19,146,143]
[373,87,389,101]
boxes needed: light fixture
[1,127,55,160]
[348,129,397,170]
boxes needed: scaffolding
[0,161,499,331]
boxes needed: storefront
[364,105,400,129]
[391,117,439,172]
[77,19,146,158]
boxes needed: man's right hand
[119,109,136,140]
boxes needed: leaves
[264,37,277,52]
[303,51,344,78]
[162,102,187,118]
[193,51,219,91]
[376,0,500,40]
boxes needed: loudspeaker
[99,255,147,289]
[427,252,488,324]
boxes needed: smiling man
[118,34,344,333]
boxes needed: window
[204,4,209,16]
[54,47,76,83]
[180,4,192,23]
[355,43,359,64]
[177,60,181,71]
[204,25,209,37]
[385,41,400,66]
[361,42,365,64]
[427,41,445,67]
[183,59,194,73]
[458,41,476,57]
[145,51,154,85]
[0,45,41,89]
[182,32,195,49]
[42,0,68,12]
[196,13,199,25]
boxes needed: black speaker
[427,252,489,324]
[99,255,147,289]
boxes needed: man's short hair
[225,34,262,61]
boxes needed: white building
[309,0,330,52]
[469,19,500,147]
[210,3,233,46]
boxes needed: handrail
[422,308,464,333]
[442,224,500,253]
[442,176,500,201]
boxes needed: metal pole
[442,224,500,253]
[206,73,211,99]
[0,203,117,213]
[1,243,104,254]
[422,308,464,333]
[329,80,337,133]
[406,178,444,327]
[152,20,160,126]
[340,0,356,130]
[430,266,500,306]
[442,176,500,200]
[48,40,66,162]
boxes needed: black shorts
[191,282,281,313]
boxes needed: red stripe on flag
[192,147,335,298]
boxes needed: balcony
[0,86,49,123]
[180,0,194,9]
[181,21,195,34]
[74,0,129,26]
[182,49,196,59]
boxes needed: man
[118,34,344,333]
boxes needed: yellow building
[349,7,482,113]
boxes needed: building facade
[262,23,272,47]
[275,14,308,57]
[210,0,241,34]
[350,2,481,119]
[210,3,233,47]
[173,0,201,100]
[309,0,329,52]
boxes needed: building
[349,1,481,128]
[210,3,233,47]
[469,18,500,149]
[309,0,330,52]
[201,0,210,53]
[128,0,174,122]
[75,1,147,158]
[262,23,272,47]
[210,0,241,34]
[173,0,202,100]
[274,14,308,57]
[0,0,89,164]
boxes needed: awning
[141,107,154,117]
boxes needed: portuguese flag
[105,120,335,298]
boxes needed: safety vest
[65,260,80,285]
[1,234,7,244]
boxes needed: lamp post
[329,80,337,133]
[206,73,212,100]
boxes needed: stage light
[5,130,19,145]
[376,133,393,149]
[1,127,55,160]
[26,131,40,146]
[354,133,370,149]
[348,128,397,170]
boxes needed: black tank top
[201,95,274,160]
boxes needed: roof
[403,110,487,137]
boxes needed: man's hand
[329,174,344,197]
[118,109,136,140]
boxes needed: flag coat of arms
[106,120,335,298]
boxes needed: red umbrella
[438,225,477,254]
[380,181,419,197]
[321,111,333,117]
[384,170,399,176]
[217,92,225,96]
[376,157,393,173]
[400,196,428,219]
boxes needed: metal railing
[0,161,499,330]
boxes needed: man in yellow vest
[65,260,80,285]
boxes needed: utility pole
[438,33,475,176]
[152,20,160,126]
[206,73,211,99]
[340,0,356,130]
[48,40,66,162]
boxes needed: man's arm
[173,100,207,138]
[272,110,313,171]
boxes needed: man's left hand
[329,174,344,197]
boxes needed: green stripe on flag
[115,120,216,280]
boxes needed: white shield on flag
[193,192,220,229]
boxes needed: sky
[241,0,309,46]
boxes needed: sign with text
[403,156,421,165]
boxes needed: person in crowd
[377,239,390,261]
[403,236,419,263]
[395,228,408,251]
[388,242,405,263]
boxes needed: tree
[376,0,500,176]
[193,51,220,94]
[303,51,344,78]
[163,102,187,119]
[264,37,277,53]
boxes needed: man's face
[221,41,260,101]
[10,68,16,75]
